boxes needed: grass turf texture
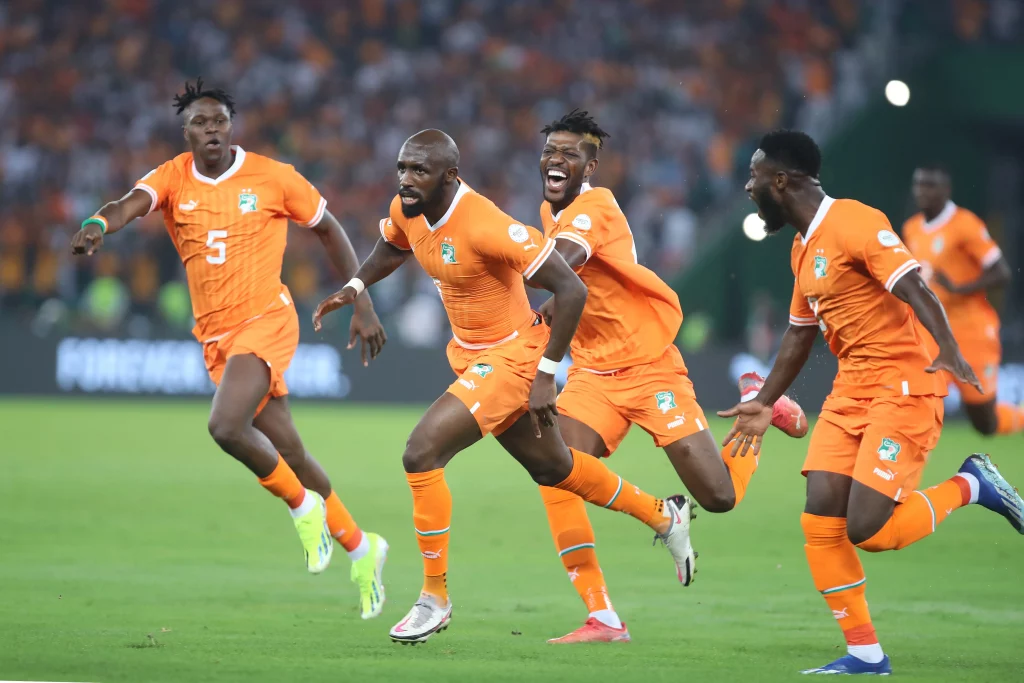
[1,399,1021,683]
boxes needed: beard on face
[755,184,787,235]
[400,197,425,218]
[401,180,448,218]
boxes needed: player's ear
[775,170,790,192]
[584,157,599,179]
[446,167,459,184]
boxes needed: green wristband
[81,217,108,234]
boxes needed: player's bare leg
[208,354,332,574]
[390,393,481,644]
[539,416,628,643]
[663,431,736,513]
[256,397,388,618]
[963,399,999,436]
[497,413,697,585]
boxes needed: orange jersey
[788,197,945,399]
[135,146,326,341]
[381,181,554,347]
[902,202,1002,345]
[540,184,683,371]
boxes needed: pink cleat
[547,618,631,644]
[738,372,809,438]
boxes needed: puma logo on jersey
[179,199,198,211]
[523,241,540,251]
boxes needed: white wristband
[345,278,365,296]
[538,356,559,375]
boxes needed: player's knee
[845,516,883,547]
[695,487,736,513]
[208,415,245,453]
[970,414,998,436]
[529,463,570,488]
[402,436,441,473]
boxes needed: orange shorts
[557,345,709,457]
[446,318,548,437]
[803,394,944,502]
[202,301,299,415]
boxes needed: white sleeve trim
[884,258,921,292]
[379,218,411,250]
[980,245,1003,268]
[555,232,592,262]
[789,315,819,327]
[523,238,556,279]
[301,196,327,227]
[134,183,159,215]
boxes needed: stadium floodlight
[743,212,767,241]
[885,80,911,107]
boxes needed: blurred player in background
[723,130,1024,675]
[313,129,695,644]
[533,110,808,644]
[902,165,1020,436]
[70,80,389,619]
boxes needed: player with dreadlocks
[534,110,809,643]
[70,79,390,619]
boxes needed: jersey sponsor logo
[813,255,828,279]
[238,190,258,214]
[469,363,493,377]
[667,414,687,429]
[655,391,676,414]
[571,214,592,231]
[441,242,457,264]
[873,466,895,481]
[877,437,901,462]
[877,229,900,247]
[931,236,944,253]
[457,378,478,391]
[179,199,198,211]
[508,224,530,243]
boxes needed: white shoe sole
[390,607,453,644]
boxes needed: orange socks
[721,439,759,507]
[802,513,878,649]
[540,486,614,615]
[407,469,452,602]
[325,491,365,554]
[996,403,1024,435]
[856,478,970,552]
[258,455,306,509]
[554,448,664,529]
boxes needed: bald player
[70,79,389,619]
[902,164,1020,436]
[314,130,695,644]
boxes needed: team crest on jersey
[238,190,258,214]
[655,391,676,414]
[441,240,457,264]
[470,363,493,378]
[813,255,828,279]
[877,437,901,462]
[932,237,944,254]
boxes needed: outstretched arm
[70,189,152,256]
[522,250,588,437]
[310,210,387,364]
[892,269,981,392]
[312,236,410,332]
[718,324,818,456]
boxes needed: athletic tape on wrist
[345,277,365,296]
[537,356,559,375]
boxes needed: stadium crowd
[1,0,1018,345]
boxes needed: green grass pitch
[1,399,1022,682]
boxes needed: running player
[313,129,695,644]
[721,130,1024,675]
[70,80,389,619]
[533,110,808,644]
[902,164,1020,436]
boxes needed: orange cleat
[738,372,809,438]
[547,618,631,644]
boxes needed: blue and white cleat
[801,654,892,675]
[959,454,1024,533]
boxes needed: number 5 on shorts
[206,230,227,264]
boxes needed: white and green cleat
[351,533,389,619]
[292,489,333,574]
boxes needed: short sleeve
[553,202,606,264]
[849,218,921,292]
[959,216,1002,269]
[475,207,555,279]
[134,161,178,214]
[280,164,327,227]
[789,279,818,327]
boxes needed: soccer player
[721,130,1024,675]
[69,80,389,619]
[313,129,695,644]
[902,164,1020,436]
[533,110,808,644]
